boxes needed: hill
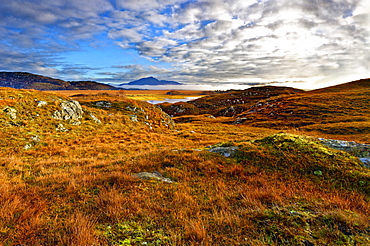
[231,80,370,142]
[160,80,370,143]
[68,81,118,90]
[0,84,369,245]
[121,76,182,86]
[309,78,370,94]
[159,86,304,117]
[0,72,117,90]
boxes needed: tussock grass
[0,87,369,245]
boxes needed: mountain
[121,76,182,86]
[68,81,117,90]
[0,72,70,90]
[0,72,117,90]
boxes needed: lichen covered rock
[52,100,83,120]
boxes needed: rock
[56,123,68,132]
[318,138,370,167]
[207,146,239,157]
[87,112,101,124]
[37,101,48,107]
[95,101,112,108]
[144,122,153,130]
[233,118,248,124]
[126,105,138,111]
[70,119,81,125]
[360,158,370,168]
[129,115,138,122]
[24,143,33,150]
[52,100,83,120]
[133,172,174,183]
[3,106,17,120]
[31,135,41,142]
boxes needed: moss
[98,221,170,246]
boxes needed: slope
[0,87,369,245]
[0,72,117,90]
[233,80,370,143]
[159,86,303,117]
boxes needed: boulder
[56,123,68,132]
[86,112,102,124]
[129,115,138,122]
[318,138,370,167]
[37,101,48,107]
[52,100,83,121]
[3,106,17,120]
[95,101,112,108]
[133,172,174,183]
[207,146,239,157]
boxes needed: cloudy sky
[0,0,369,89]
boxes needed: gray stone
[52,100,83,121]
[144,122,153,130]
[95,101,112,108]
[3,106,17,120]
[56,123,68,132]
[70,119,81,125]
[129,115,138,122]
[37,101,48,107]
[319,138,370,168]
[133,172,174,183]
[207,147,239,157]
[360,158,370,168]
[87,112,101,124]
[24,143,33,150]
[31,135,41,142]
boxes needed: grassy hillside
[232,80,370,143]
[0,72,117,90]
[0,87,369,245]
[159,86,303,117]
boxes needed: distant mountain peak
[120,77,182,86]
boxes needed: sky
[0,0,369,90]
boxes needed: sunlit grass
[0,86,369,245]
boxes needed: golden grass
[0,87,369,245]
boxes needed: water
[147,96,201,104]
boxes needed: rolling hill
[0,79,369,245]
[159,86,304,117]
[0,72,118,90]
[160,79,370,143]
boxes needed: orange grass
[0,87,369,245]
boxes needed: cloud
[116,0,369,86]
[0,0,369,87]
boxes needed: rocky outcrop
[86,112,102,124]
[133,172,174,183]
[3,106,17,120]
[37,101,48,107]
[207,146,239,157]
[318,138,370,167]
[52,100,83,121]
[56,123,68,132]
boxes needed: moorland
[0,79,369,245]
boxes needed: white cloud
[0,0,369,87]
